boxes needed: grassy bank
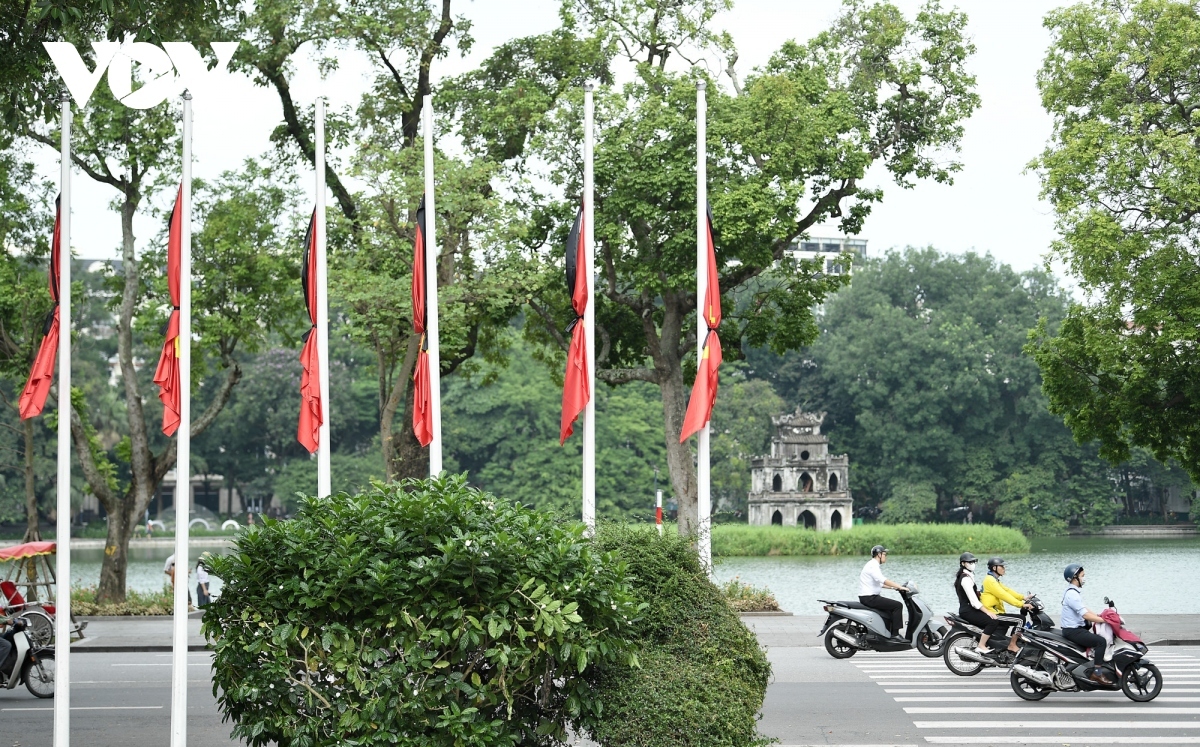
[712,523,1029,557]
[71,586,174,616]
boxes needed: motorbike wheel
[1010,666,1052,701]
[23,650,55,699]
[943,632,984,676]
[1121,661,1162,702]
[916,625,945,658]
[824,621,858,659]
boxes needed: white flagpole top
[581,84,596,533]
[695,79,712,572]
[53,85,72,747]
[423,93,443,476]
[315,97,332,497]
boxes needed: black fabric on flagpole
[415,195,428,322]
[564,206,583,300]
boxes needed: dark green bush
[585,525,772,747]
[204,475,640,747]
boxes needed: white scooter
[819,581,947,658]
[1,616,55,698]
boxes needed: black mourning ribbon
[41,303,59,335]
[301,324,316,343]
[159,306,181,337]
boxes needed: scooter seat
[828,601,874,611]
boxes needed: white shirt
[960,570,983,610]
[164,554,175,573]
[859,558,886,596]
[196,565,210,586]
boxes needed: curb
[1147,639,1200,647]
[739,611,794,616]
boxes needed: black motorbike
[942,594,1052,676]
[2,616,55,698]
[1009,596,1161,702]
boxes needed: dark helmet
[959,552,977,564]
[987,557,1006,571]
[871,545,888,558]
[1063,563,1084,583]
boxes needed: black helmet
[959,552,977,564]
[987,557,1005,571]
[871,545,888,558]
[1063,563,1084,583]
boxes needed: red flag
[297,209,323,453]
[680,205,721,442]
[152,184,183,437]
[412,197,433,447]
[560,205,590,444]
[18,197,62,420]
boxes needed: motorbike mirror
[1104,596,1114,607]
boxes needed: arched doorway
[799,510,816,529]
[772,474,782,491]
[829,473,839,491]
[831,510,842,530]
[800,472,814,492]
[771,510,783,526]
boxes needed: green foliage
[1029,0,1200,484]
[710,367,786,514]
[748,248,1121,534]
[204,475,640,747]
[586,525,771,747]
[711,523,1031,557]
[717,577,781,613]
[72,585,173,616]
[879,481,938,524]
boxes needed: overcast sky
[42,0,1066,275]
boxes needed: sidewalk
[68,612,1200,652]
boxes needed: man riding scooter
[1062,563,1115,685]
[981,557,1033,660]
[859,545,908,641]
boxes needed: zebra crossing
[854,649,1200,745]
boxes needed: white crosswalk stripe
[859,648,1200,745]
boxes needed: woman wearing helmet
[981,557,1031,657]
[1061,564,1114,685]
[954,552,1001,659]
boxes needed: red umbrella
[297,209,323,453]
[680,205,721,442]
[560,205,590,444]
[18,197,62,420]
[152,184,183,437]
[412,197,433,447]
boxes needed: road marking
[2,706,165,712]
[111,662,212,667]
[924,738,1200,744]
[908,706,1200,713]
[915,721,1200,729]
[896,696,1200,702]
[884,688,1012,693]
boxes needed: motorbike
[1009,596,1161,702]
[819,582,947,659]
[942,594,1053,676]
[1,616,55,698]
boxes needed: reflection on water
[713,536,1200,616]
[69,542,230,597]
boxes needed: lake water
[713,536,1200,616]
[60,536,1199,615]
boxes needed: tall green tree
[459,0,980,535]
[750,248,1119,534]
[1029,0,1200,483]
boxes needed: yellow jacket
[981,573,1024,614]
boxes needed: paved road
[3,646,1199,745]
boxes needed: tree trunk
[380,334,420,481]
[22,418,39,541]
[658,352,698,536]
[392,382,430,480]
[97,509,131,602]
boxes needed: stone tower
[747,409,852,530]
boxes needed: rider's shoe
[1089,669,1115,686]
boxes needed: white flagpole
[422,94,442,475]
[695,79,712,571]
[170,89,193,747]
[53,87,72,747]
[582,83,596,532]
[315,98,332,497]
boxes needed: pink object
[1098,606,1143,643]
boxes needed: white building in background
[787,237,867,275]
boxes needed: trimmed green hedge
[585,525,772,747]
[204,476,641,747]
[712,523,1030,557]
